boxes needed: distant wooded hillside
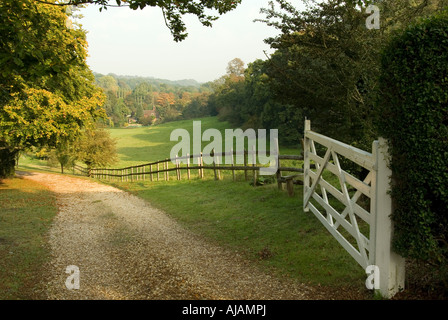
[93,73,213,127]
[93,72,202,91]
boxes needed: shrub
[75,129,118,173]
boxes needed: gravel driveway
[19,171,321,300]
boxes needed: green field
[109,117,301,168]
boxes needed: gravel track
[19,171,322,300]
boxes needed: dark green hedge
[376,10,448,266]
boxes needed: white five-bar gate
[302,120,405,298]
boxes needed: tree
[226,58,246,79]
[257,0,383,150]
[97,75,119,93]
[182,92,210,119]
[0,0,105,178]
[75,129,118,174]
[257,0,448,150]
[51,139,77,174]
[35,0,242,42]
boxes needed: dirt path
[18,171,323,300]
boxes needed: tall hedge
[376,10,448,267]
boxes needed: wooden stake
[187,153,191,180]
[231,148,235,181]
[244,150,248,181]
[252,145,257,186]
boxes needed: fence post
[372,137,406,299]
[275,138,283,190]
[244,150,248,181]
[187,153,191,180]
[166,159,169,181]
[217,153,221,180]
[175,156,178,180]
[303,120,311,212]
[212,149,217,180]
[176,156,181,180]
[231,148,235,182]
[252,145,257,186]
[200,152,204,179]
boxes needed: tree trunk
[0,147,19,178]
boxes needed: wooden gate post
[372,138,406,298]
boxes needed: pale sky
[78,1,284,83]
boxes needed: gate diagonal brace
[304,147,332,207]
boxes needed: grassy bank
[0,176,58,299]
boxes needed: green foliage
[255,0,448,150]
[205,58,301,145]
[257,0,385,150]
[36,0,241,42]
[94,73,211,126]
[181,92,211,119]
[376,10,448,280]
[51,141,77,174]
[0,0,106,178]
[75,129,119,170]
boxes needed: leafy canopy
[0,0,105,177]
[36,0,242,42]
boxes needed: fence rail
[72,149,304,188]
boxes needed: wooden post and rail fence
[73,148,304,194]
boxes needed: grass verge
[0,176,58,299]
